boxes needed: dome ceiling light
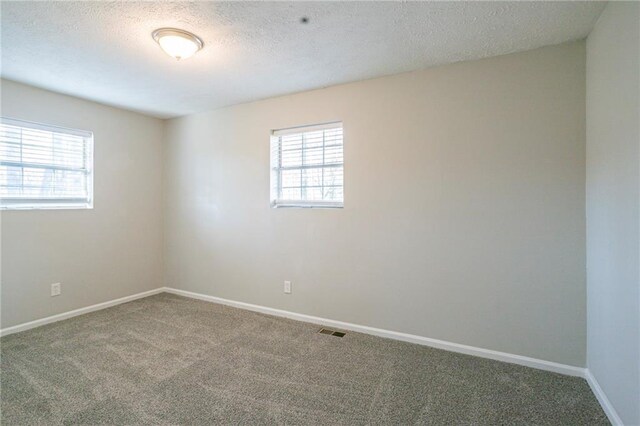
[152,28,203,61]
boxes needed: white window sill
[271,201,343,209]
[1,203,94,211]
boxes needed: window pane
[324,145,343,164]
[323,185,343,201]
[0,166,22,195]
[302,168,323,187]
[323,166,343,187]
[303,130,324,149]
[281,187,301,200]
[303,146,324,165]
[281,169,301,188]
[304,187,323,201]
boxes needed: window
[0,117,93,210]
[270,122,343,208]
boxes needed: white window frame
[270,121,344,209]
[0,117,94,210]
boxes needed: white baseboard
[0,288,165,337]
[585,369,624,426]
[163,287,586,378]
[0,286,587,378]
[4,285,618,422]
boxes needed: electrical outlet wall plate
[51,283,61,297]
[284,281,292,294]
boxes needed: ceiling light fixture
[152,28,203,61]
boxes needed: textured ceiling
[1,1,606,118]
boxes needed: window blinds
[270,122,343,208]
[0,117,93,209]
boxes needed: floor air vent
[318,328,346,337]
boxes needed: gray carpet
[1,293,608,425]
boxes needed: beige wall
[0,80,164,328]
[164,42,587,366]
[586,2,640,424]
